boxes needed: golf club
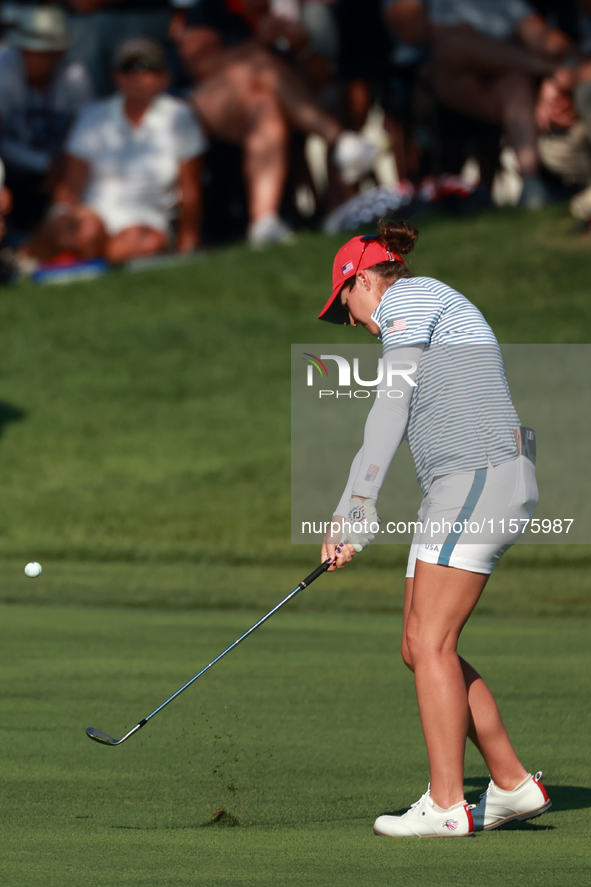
[86,559,331,746]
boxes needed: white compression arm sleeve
[334,447,363,517]
[333,345,425,514]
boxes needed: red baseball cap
[318,234,404,324]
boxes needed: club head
[86,727,119,745]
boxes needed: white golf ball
[24,562,42,578]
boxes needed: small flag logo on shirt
[386,318,407,332]
[364,463,380,483]
[342,261,354,274]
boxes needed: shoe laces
[479,778,494,802]
[407,786,475,815]
[408,786,432,811]
[479,771,542,800]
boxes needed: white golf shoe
[373,787,475,838]
[247,213,294,247]
[333,131,379,185]
[472,771,551,831]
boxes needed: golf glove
[340,497,381,552]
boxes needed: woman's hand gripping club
[321,497,381,571]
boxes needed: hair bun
[377,214,418,256]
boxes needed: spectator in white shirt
[0,5,93,234]
[23,38,208,265]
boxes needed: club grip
[299,560,331,589]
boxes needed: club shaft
[137,560,330,727]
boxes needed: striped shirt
[371,277,520,493]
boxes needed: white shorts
[88,198,171,237]
[406,456,539,577]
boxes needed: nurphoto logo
[302,352,417,398]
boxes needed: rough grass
[0,206,590,562]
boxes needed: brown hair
[369,214,418,282]
[340,214,419,298]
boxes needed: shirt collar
[111,92,162,131]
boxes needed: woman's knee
[405,610,457,664]
[400,637,414,671]
[52,206,106,256]
[106,226,166,263]
[75,209,106,253]
[404,611,425,665]
[245,93,288,142]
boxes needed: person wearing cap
[0,5,93,235]
[21,37,208,265]
[318,214,550,837]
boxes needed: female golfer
[319,216,551,837]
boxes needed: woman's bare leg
[432,25,555,77]
[402,560,527,809]
[433,67,502,124]
[23,205,107,261]
[252,53,342,144]
[242,91,289,223]
[194,74,289,224]
[495,70,540,177]
[460,657,528,790]
[434,68,540,177]
[195,55,342,145]
[105,226,168,264]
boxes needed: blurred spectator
[429,0,572,208]
[179,0,379,246]
[0,158,12,242]
[0,158,15,281]
[335,0,393,129]
[537,63,591,223]
[300,1,340,69]
[379,0,431,183]
[64,0,172,97]
[0,5,93,236]
[383,1,501,194]
[529,0,582,44]
[22,38,207,265]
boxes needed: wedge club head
[86,722,145,745]
[86,727,121,746]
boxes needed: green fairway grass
[0,555,591,618]
[1,206,590,884]
[1,603,590,886]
